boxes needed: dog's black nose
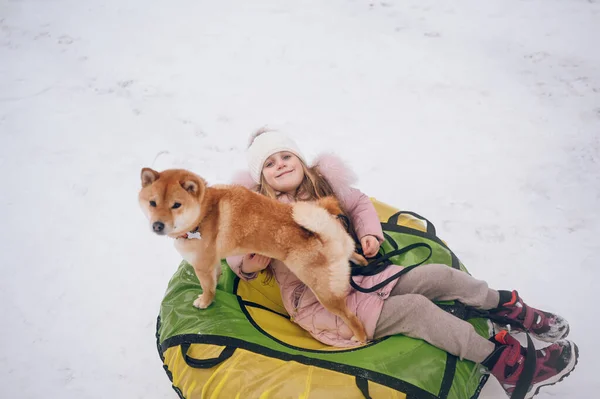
[152,221,165,232]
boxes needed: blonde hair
[257,160,336,201]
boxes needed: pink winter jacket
[226,154,403,347]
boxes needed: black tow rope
[350,242,433,293]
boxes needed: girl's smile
[276,169,294,178]
[262,151,304,193]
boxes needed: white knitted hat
[246,130,306,183]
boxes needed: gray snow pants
[373,263,498,363]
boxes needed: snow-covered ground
[1,0,598,398]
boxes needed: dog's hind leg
[315,293,368,344]
[350,252,368,266]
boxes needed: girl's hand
[360,235,380,258]
[241,253,271,273]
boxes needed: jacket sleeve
[339,187,384,243]
[225,255,259,281]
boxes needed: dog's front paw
[193,294,213,309]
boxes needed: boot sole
[526,341,579,399]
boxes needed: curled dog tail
[315,196,344,217]
[293,199,356,296]
[292,199,349,246]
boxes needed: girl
[226,129,578,398]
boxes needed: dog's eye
[172,202,181,209]
[149,200,157,207]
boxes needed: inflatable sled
[156,200,492,399]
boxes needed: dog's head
[138,168,206,236]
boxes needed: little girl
[226,129,578,399]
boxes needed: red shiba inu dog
[138,167,369,343]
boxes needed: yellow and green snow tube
[156,200,491,399]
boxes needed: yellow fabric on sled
[237,267,339,351]
[163,344,407,399]
[371,198,427,232]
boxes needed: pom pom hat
[246,130,307,183]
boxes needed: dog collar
[178,225,201,240]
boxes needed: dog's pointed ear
[141,168,160,187]
[181,178,200,196]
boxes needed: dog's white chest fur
[175,233,203,265]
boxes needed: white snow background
[1,0,598,398]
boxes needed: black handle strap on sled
[511,333,536,399]
[180,343,236,369]
[384,210,461,271]
[514,333,536,399]
[350,242,433,293]
[387,211,437,236]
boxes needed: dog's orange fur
[139,168,369,343]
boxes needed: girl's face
[262,151,305,194]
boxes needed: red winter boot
[481,330,578,398]
[492,290,569,342]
